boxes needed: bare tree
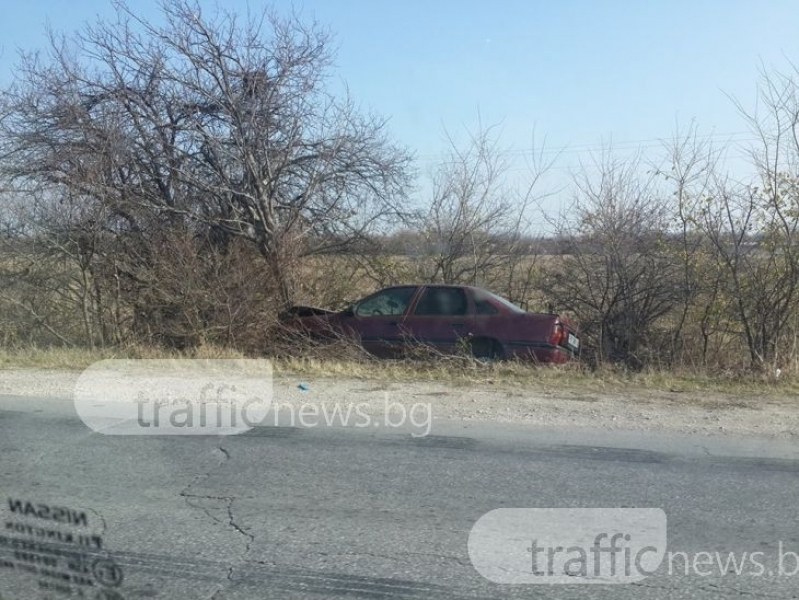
[656,124,720,365]
[0,0,411,311]
[366,124,551,305]
[690,65,799,368]
[0,190,102,346]
[541,153,681,367]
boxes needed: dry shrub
[116,233,278,352]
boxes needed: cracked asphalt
[1,394,799,599]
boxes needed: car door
[400,286,473,354]
[348,286,418,357]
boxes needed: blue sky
[2,1,798,212]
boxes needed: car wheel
[470,338,503,362]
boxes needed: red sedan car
[282,285,580,363]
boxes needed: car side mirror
[342,305,355,317]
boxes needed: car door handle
[452,323,465,327]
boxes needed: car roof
[380,284,483,291]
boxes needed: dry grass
[0,344,796,399]
[0,344,246,369]
[272,356,798,397]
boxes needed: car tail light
[550,322,565,347]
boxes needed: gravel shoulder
[1,368,796,439]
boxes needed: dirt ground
[1,368,797,438]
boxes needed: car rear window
[475,290,526,314]
[475,299,499,314]
[414,287,468,316]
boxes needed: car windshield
[355,286,416,316]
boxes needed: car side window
[355,287,416,317]
[413,287,468,316]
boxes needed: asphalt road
[1,394,799,599]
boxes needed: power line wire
[412,130,761,165]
